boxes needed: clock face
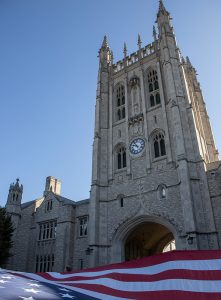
[130,138,145,155]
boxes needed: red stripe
[40,269,221,282]
[65,283,221,300]
[61,250,221,274]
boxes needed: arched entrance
[110,215,178,264]
[124,221,175,261]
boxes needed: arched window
[150,95,155,107]
[156,93,161,105]
[147,70,161,107]
[149,83,153,92]
[116,85,125,121]
[154,80,159,90]
[153,132,166,158]
[116,145,126,169]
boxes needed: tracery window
[153,132,166,158]
[147,70,161,107]
[116,145,126,169]
[116,85,125,121]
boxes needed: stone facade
[5,1,221,273]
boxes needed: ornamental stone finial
[137,34,142,49]
[101,35,108,49]
[123,42,127,58]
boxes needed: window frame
[151,131,167,160]
[78,216,88,237]
[115,144,127,170]
[115,84,126,122]
[147,69,161,108]
[38,220,57,241]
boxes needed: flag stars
[28,283,42,287]
[1,275,13,279]
[59,287,71,292]
[60,293,76,299]
[23,288,40,294]
[0,279,8,283]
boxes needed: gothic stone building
[5,1,221,273]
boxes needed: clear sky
[0,0,221,206]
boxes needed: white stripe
[10,269,221,294]
[58,278,221,293]
[47,259,221,278]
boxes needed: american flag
[1,250,221,300]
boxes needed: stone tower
[89,0,220,267]
[6,178,23,229]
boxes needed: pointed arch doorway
[125,221,175,261]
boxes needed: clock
[130,138,145,154]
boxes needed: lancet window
[152,132,166,158]
[79,216,88,237]
[147,70,161,107]
[116,145,127,169]
[116,85,125,121]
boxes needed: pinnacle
[158,0,169,16]
[159,0,166,11]
[186,56,191,65]
[137,34,142,48]
[123,42,127,57]
[101,35,109,49]
[153,26,157,40]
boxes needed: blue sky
[0,0,221,206]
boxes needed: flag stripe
[58,250,221,274]
[39,269,221,282]
[2,251,221,300]
[64,278,221,293]
[41,258,221,279]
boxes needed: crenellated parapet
[112,42,157,74]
